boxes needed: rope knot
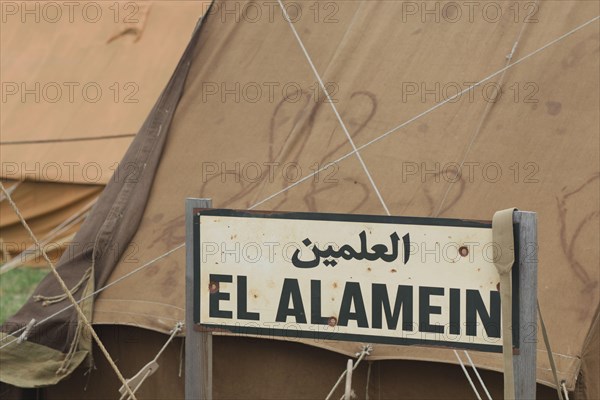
[356,344,373,358]
[171,321,184,335]
[16,318,36,344]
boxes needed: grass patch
[0,268,49,324]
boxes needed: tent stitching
[0,133,136,145]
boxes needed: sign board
[192,209,519,353]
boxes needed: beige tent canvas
[0,1,206,265]
[1,0,598,398]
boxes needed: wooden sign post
[186,198,213,400]
[513,211,538,399]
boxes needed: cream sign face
[193,210,516,352]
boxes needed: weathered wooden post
[186,198,212,400]
[513,211,538,399]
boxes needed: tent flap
[0,5,212,387]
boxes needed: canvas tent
[0,1,206,266]
[1,0,598,398]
